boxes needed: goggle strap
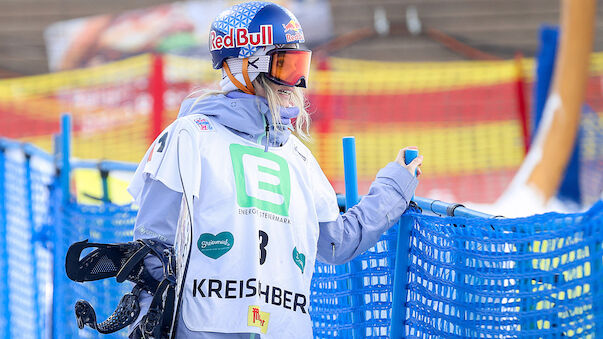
[241,58,255,95]
[222,56,270,74]
[223,61,254,95]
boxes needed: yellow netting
[314,57,535,93]
[1,53,601,203]
[0,55,151,162]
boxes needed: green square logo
[230,144,291,216]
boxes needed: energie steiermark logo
[230,144,291,216]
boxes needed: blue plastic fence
[0,138,54,339]
[0,117,602,338]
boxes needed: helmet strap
[223,59,255,95]
[241,58,255,93]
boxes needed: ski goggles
[266,49,312,87]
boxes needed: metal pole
[0,141,9,338]
[60,115,71,205]
[342,137,359,208]
[390,216,412,338]
[389,149,417,338]
[413,197,495,219]
[53,114,71,338]
[342,137,364,338]
[23,149,41,339]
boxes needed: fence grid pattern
[0,140,602,338]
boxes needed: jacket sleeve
[129,176,182,334]
[133,176,181,246]
[316,162,418,265]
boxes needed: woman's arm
[129,177,182,335]
[134,176,181,246]
[316,148,423,265]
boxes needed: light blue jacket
[131,91,418,337]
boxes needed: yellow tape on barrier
[2,52,602,205]
[312,58,535,94]
[314,120,525,180]
[163,54,220,84]
[0,55,150,100]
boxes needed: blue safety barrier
[0,114,602,338]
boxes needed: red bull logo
[282,20,304,43]
[210,25,273,51]
[282,20,301,33]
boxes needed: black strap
[66,240,146,282]
[160,284,176,338]
[116,245,152,282]
[134,279,174,339]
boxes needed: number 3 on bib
[258,230,268,265]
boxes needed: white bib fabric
[131,114,339,337]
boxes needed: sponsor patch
[282,19,304,42]
[247,305,270,334]
[194,117,214,131]
[197,232,234,259]
[191,278,308,314]
[210,25,274,51]
[230,144,291,217]
[292,247,306,274]
[282,20,301,33]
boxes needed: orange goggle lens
[268,49,312,87]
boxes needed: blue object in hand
[404,149,419,176]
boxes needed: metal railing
[339,136,496,338]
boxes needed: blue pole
[390,149,419,338]
[60,115,71,205]
[53,114,71,339]
[533,25,559,137]
[337,195,495,219]
[342,137,359,208]
[413,197,495,219]
[0,141,9,339]
[390,216,412,338]
[342,137,364,338]
[23,150,41,339]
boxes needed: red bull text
[210,25,274,51]
[282,20,304,43]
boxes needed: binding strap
[130,279,175,339]
[66,238,175,337]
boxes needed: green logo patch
[292,247,306,274]
[197,232,234,259]
[230,144,291,216]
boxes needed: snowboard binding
[65,238,176,338]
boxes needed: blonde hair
[188,75,311,140]
[256,74,310,140]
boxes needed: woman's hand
[395,146,423,178]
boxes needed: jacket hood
[177,91,298,148]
